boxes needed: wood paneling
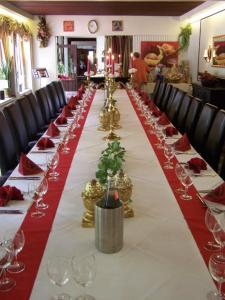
[9,1,204,16]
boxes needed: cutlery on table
[31,151,55,154]
[0,209,24,214]
[8,176,41,180]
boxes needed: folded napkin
[148,101,156,111]
[78,84,85,94]
[77,91,82,100]
[55,115,67,125]
[204,183,225,204]
[152,108,162,117]
[37,137,55,150]
[0,185,24,207]
[18,153,43,175]
[61,105,74,117]
[174,133,191,152]
[46,122,60,137]
[157,113,170,126]
[165,126,178,137]
[187,157,207,173]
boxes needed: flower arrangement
[199,71,218,87]
[37,16,50,48]
[178,23,192,52]
[0,15,31,39]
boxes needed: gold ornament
[114,170,134,218]
[98,107,110,131]
[81,179,104,227]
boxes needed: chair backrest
[52,81,65,107]
[202,110,225,170]
[46,83,61,112]
[35,88,53,124]
[166,89,186,124]
[184,97,202,139]
[154,81,167,107]
[175,94,192,134]
[191,103,218,153]
[3,102,29,154]
[164,86,178,113]
[43,87,58,118]
[158,83,173,111]
[18,96,39,140]
[151,80,161,101]
[0,111,19,175]
[26,92,47,130]
[58,80,68,105]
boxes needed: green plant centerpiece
[0,59,13,97]
[178,23,192,52]
[96,141,126,185]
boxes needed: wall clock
[88,20,98,34]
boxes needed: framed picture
[212,35,225,67]
[112,20,123,31]
[63,21,74,32]
[141,41,179,67]
[32,68,49,79]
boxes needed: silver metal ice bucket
[95,202,123,254]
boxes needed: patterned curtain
[105,36,133,77]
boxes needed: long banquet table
[1,88,223,300]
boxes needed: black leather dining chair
[0,111,19,180]
[158,83,173,111]
[46,83,62,113]
[164,86,178,113]
[58,80,68,105]
[52,81,65,108]
[184,97,202,140]
[175,94,192,133]
[18,96,43,140]
[35,88,55,124]
[26,92,48,132]
[190,103,218,154]
[154,81,167,107]
[166,89,186,125]
[151,79,161,102]
[202,110,225,171]
[43,86,60,118]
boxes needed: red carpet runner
[127,90,214,271]
[2,91,95,300]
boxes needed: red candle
[118,54,121,64]
[106,55,109,66]
[112,55,115,74]
[87,56,90,75]
[108,48,112,65]
[130,53,133,68]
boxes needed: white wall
[33,15,181,90]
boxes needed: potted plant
[0,59,12,97]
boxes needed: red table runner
[127,90,213,268]
[2,91,95,300]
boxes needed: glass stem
[184,185,188,197]
[218,281,223,296]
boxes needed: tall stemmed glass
[48,152,60,181]
[4,229,25,273]
[47,257,71,300]
[205,208,221,251]
[163,143,174,169]
[61,132,70,154]
[31,178,48,217]
[71,254,96,300]
[208,253,225,299]
[174,162,185,194]
[0,243,15,291]
[180,164,192,200]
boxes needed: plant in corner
[96,141,126,185]
[178,23,192,52]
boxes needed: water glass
[61,133,70,154]
[205,208,221,251]
[163,144,174,169]
[174,162,185,194]
[208,253,225,299]
[0,243,15,292]
[48,152,60,181]
[180,164,192,200]
[71,254,96,300]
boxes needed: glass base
[75,295,96,300]
[207,290,224,299]
[163,162,173,170]
[31,210,45,218]
[180,194,192,200]
[0,277,16,292]
[62,147,70,154]
[38,202,49,209]
[49,171,59,178]
[175,187,185,194]
[52,293,72,300]
[204,241,220,251]
[8,261,25,273]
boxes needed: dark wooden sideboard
[192,83,225,109]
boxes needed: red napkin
[157,113,170,125]
[18,153,43,175]
[55,115,67,125]
[0,185,24,207]
[46,122,60,137]
[148,101,156,111]
[68,97,78,110]
[174,133,191,152]
[165,126,178,137]
[37,137,55,150]
[152,108,162,117]
[187,157,207,173]
[204,183,225,204]
[61,105,73,117]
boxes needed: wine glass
[205,208,221,251]
[31,178,48,217]
[47,257,71,300]
[0,243,15,292]
[48,152,60,181]
[163,143,174,169]
[207,253,225,299]
[179,164,192,200]
[4,229,25,273]
[174,162,185,194]
[61,133,70,154]
[71,254,96,300]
